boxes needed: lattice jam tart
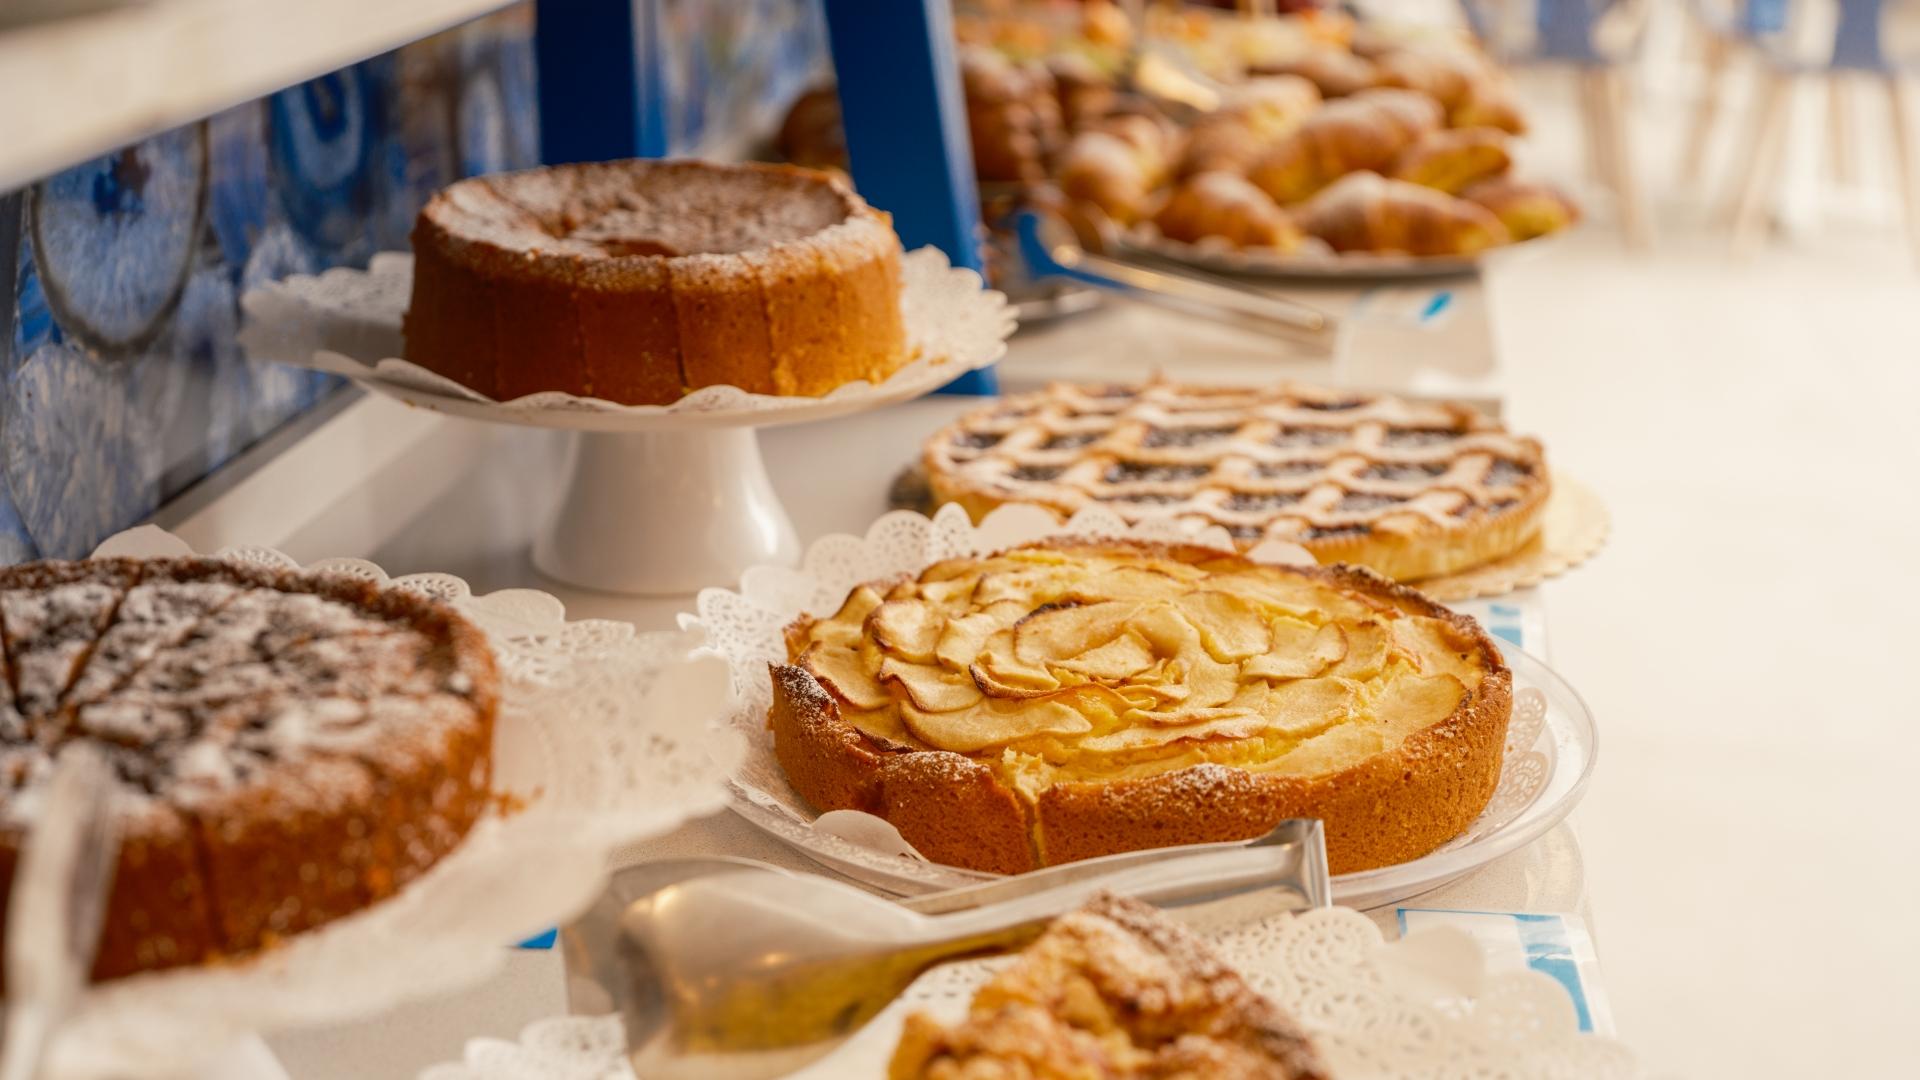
[923,380,1550,581]
[0,557,497,986]
[890,893,1328,1080]
[770,540,1510,876]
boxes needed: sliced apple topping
[972,629,1062,696]
[1261,677,1360,735]
[1052,630,1156,681]
[870,599,943,663]
[786,545,1483,764]
[1063,564,1189,604]
[900,696,1092,753]
[1330,620,1389,680]
[1244,619,1347,680]
[1372,671,1467,731]
[1012,601,1138,668]
[879,657,985,713]
[1082,709,1264,752]
[1389,617,1485,685]
[800,643,891,711]
[1172,591,1271,661]
[918,575,980,607]
[935,611,1003,671]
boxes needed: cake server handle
[0,744,121,1080]
[924,819,1328,942]
[903,818,1329,915]
[1016,212,1340,352]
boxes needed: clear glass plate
[728,643,1596,911]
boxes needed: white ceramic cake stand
[239,248,1014,594]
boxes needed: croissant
[1058,130,1161,226]
[1460,177,1580,240]
[1390,126,1512,194]
[1296,171,1510,256]
[1449,78,1528,135]
[1247,91,1443,204]
[1151,171,1304,251]
[1253,49,1381,99]
[1175,75,1322,177]
[1372,47,1487,111]
[1347,87,1447,140]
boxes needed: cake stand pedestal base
[532,427,801,596]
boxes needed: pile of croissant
[1060,42,1578,259]
[777,33,1577,262]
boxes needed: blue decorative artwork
[0,6,539,563]
[654,0,829,155]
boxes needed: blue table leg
[821,0,996,395]
[535,0,665,163]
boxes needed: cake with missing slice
[0,556,497,987]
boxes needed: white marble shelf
[0,0,513,192]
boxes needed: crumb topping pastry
[890,892,1329,1079]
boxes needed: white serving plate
[688,504,1596,911]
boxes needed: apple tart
[770,540,1510,875]
[924,379,1550,582]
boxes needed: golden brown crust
[771,540,1511,876]
[405,159,908,406]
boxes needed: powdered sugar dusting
[0,561,488,821]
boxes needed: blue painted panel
[821,0,994,394]
[0,6,541,563]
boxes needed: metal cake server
[561,819,1327,1080]
[0,744,121,1080]
[1015,211,1341,352]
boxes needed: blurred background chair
[1677,1,1792,186]
[1725,0,1920,262]
[1459,0,1656,248]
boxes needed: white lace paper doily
[43,526,743,1080]
[682,505,1593,907]
[419,903,1643,1080]
[237,247,1014,429]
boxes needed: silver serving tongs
[562,819,1327,1080]
[1,745,121,1080]
[1015,211,1340,353]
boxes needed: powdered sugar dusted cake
[405,159,909,405]
[0,557,498,986]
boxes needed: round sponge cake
[406,159,908,405]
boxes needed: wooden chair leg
[1883,75,1920,267]
[1681,33,1731,186]
[1829,76,1855,185]
[1582,68,1612,184]
[1595,67,1653,250]
[1729,70,1794,253]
